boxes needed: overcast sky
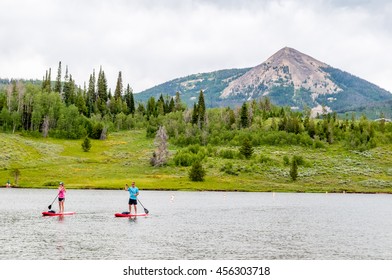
[1,0,391,93]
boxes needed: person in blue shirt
[125,182,139,215]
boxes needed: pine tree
[189,161,206,182]
[108,89,112,100]
[278,115,288,131]
[228,108,236,128]
[164,96,171,114]
[239,137,253,159]
[130,92,135,114]
[307,118,316,138]
[157,100,165,116]
[168,97,175,113]
[191,103,198,125]
[290,156,298,181]
[146,97,156,118]
[174,91,184,111]
[114,71,123,100]
[47,68,52,92]
[75,86,87,115]
[124,84,135,115]
[158,94,166,115]
[42,68,52,93]
[63,70,76,106]
[137,103,146,115]
[81,136,92,152]
[63,66,70,103]
[240,102,248,128]
[97,66,108,113]
[86,71,96,116]
[197,90,206,127]
[97,67,107,100]
[264,96,271,111]
[54,61,62,94]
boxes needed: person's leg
[59,201,63,213]
[133,204,137,214]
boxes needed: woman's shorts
[128,199,137,205]
[58,198,65,202]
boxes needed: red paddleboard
[115,213,148,218]
[42,211,75,216]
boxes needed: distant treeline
[0,63,391,152]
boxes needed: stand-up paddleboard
[42,211,75,216]
[115,212,148,218]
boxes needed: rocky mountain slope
[221,47,339,100]
[135,47,392,116]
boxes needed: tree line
[0,62,184,139]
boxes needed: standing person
[125,182,139,215]
[58,182,66,213]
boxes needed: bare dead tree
[151,125,169,167]
[16,81,25,113]
[42,115,50,138]
[100,127,107,140]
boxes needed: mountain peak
[265,47,327,68]
[270,46,302,57]
[220,46,338,100]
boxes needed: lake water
[0,188,391,260]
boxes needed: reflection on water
[0,188,392,260]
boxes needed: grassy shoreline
[1,131,392,193]
[3,185,392,194]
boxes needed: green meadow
[1,130,391,193]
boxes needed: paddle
[137,198,149,214]
[48,194,59,210]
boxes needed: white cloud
[0,0,391,93]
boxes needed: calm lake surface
[0,188,391,260]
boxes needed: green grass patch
[1,130,391,193]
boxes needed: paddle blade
[144,208,149,214]
[48,205,52,210]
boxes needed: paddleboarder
[125,182,139,215]
[58,182,66,213]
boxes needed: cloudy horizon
[1,0,391,93]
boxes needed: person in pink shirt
[58,182,66,213]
